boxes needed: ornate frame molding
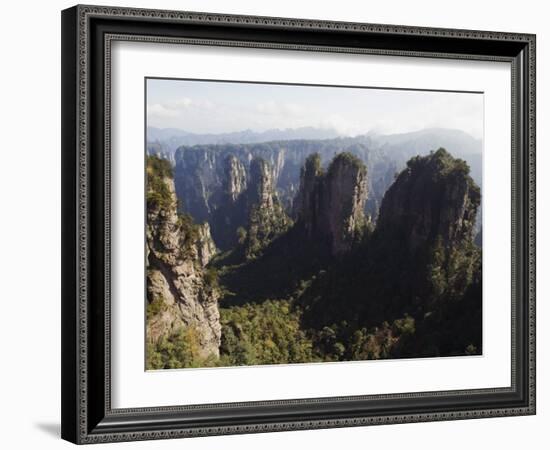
[61,5,536,444]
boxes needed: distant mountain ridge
[147,127,482,186]
[370,128,481,153]
[147,126,481,151]
[147,126,341,155]
[368,128,482,187]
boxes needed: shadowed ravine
[145,141,482,369]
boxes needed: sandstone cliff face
[209,155,249,250]
[292,153,323,221]
[246,158,277,209]
[171,131,482,246]
[173,148,223,224]
[377,148,480,252]
[373,148,481,308]
[172,139,394,247]
[201,154,290,254]
[299,149,482,337]
[196,222,217,267]
[223,154,247,202]
[146,157,221,359]
[243,158,291,259]
[169,143,309,224]
[294,152,368,255]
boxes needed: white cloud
[147,97,219,127]
[318,114,365,136]
[165,97,193,109]
[256,101,305,117]
[148,103,180,118]
[146,80,483,138]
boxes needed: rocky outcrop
[223,155,247,202]
[206,154,290,254]
[243,158,291,259]
[292,153,323,221]
[294,152,368,255]
[372,148,481,309]
[173,146,288,232]
[172,140,386,247]
[299,149,482,335]
[196,222,217,266]
[209,155,249,250]
[377,148,480,252]
[246,158,278,209]
[146,156,221,359]
[170,130,482,244]
[173,148,224,224]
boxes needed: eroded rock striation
[377,148,480,252]
[146,156,221,359]
[223,154,247,202]
[209,155,249,250]
[243,158,291,259]
[168,130,482,247]
[172,140,395,249]
[294,152,368,255]
[299,149,482,349]
[373,148,482,308]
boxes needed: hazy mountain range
[147,126,341,154]
[147,126,481,152]
[147,127,482,183]
[146,127,482,237]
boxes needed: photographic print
[61,8,535,442]
[145,78,483,370]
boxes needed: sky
[146,78,484,139]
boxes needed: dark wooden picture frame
[61,5,536,444]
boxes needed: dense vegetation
[147,327,219,369]
[146,155,173,211]
[146,148,482,369]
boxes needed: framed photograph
[61,5,536,444]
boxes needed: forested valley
[145,130,482,369]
